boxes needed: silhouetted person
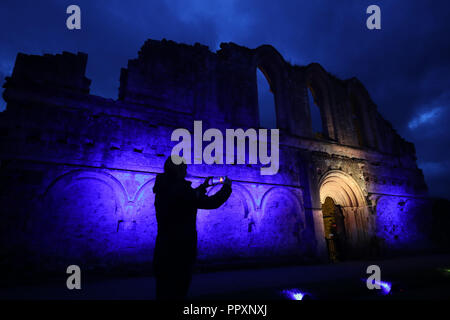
[152,156,232,300]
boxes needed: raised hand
[201,176,213,188]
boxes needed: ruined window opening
[256,67,276,129]
[307,86,324,138]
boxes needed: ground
[1,254,450,300]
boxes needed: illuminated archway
[319,170,369,255]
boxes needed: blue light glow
[364,278,392,295]
[281,288,307,300]
[376,280,392,295]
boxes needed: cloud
[408,107,444,130]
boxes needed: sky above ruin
[0,0,449,198]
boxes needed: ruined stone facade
[0,39,431,275]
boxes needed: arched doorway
[319,170,369,260]
[322,197,346,261]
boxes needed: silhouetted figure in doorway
[152,156,232,300]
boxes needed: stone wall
[0,39,430,276]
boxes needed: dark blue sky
[1,0,449,198]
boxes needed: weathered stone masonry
[0,39,431,274]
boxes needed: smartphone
[210,176,226,186]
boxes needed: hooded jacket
[152,173,232,273]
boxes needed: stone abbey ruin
[0,39,431,275]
